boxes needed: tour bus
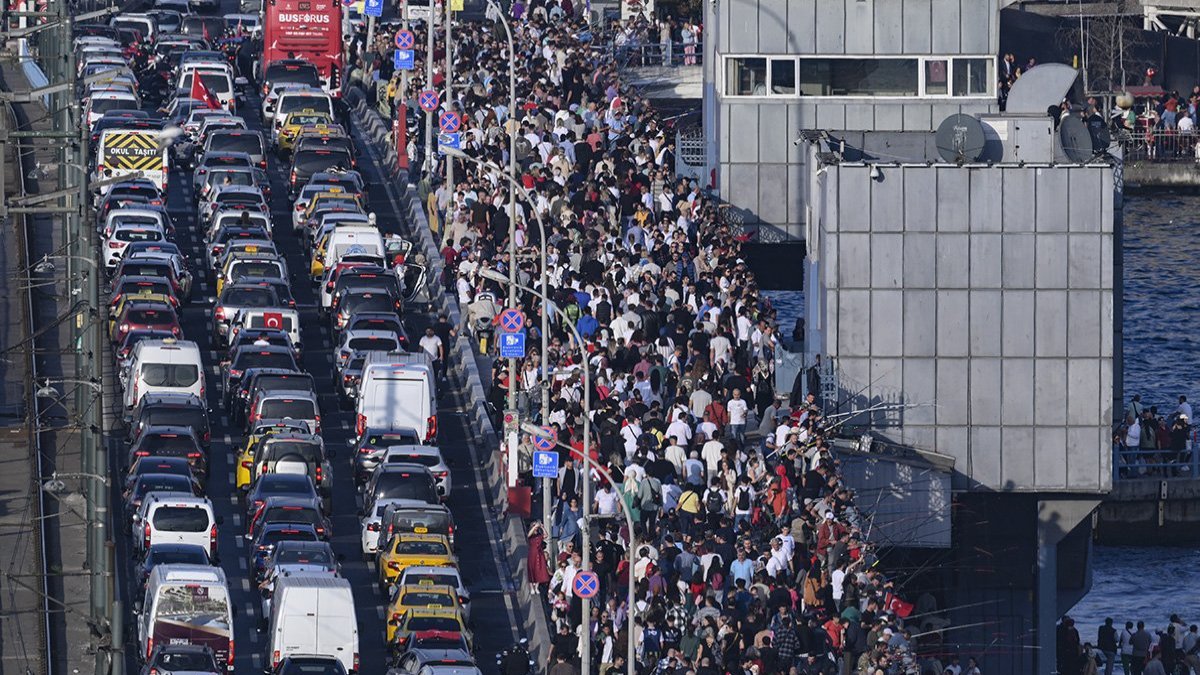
[261,0,343,98]
[97,128,170,194]
[136,564,234,670]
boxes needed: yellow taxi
[236,422,309,490]
[277,110,335,154]
[294,123,348,145]
[377,533,455,590]
[384,583,461,642]
[387,607,472,656]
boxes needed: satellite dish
[1060,116,1095,162]
[935,114,987,163]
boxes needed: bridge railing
[1113,431,1200,481]
[1120,128,1200,162]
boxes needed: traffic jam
[77,1,488,673]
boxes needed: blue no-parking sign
[499,332,526,358]
[532,450,559,478]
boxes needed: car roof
[257,389,318,401]
[139,425,200,436]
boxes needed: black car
[127,426,208,480]
[139,643,221,675]
[129,392,211,447]
[332,288,401,333]
[222,344,299,407]
[125,456,194,492]
[249,522,320,581]
[134,543,211,595]
[245,473,321,520]
[361,464,439,515]
[343,311,405,336]
[351,427,422,485]
[289,147,353,196]
[231,367,309,425]
[124,473,203,522]
[246,495,332,543]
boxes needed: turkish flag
[190,75,222,110]
[263,312,284,329]
[884,592,915,618]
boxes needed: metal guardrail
[612,41,702,69]
[1120,128,1200,162]
[1113,427,1200,480]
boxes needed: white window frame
[720,54,995,100]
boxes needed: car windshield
[234,351,296,371]
[275,547,331,565]
[140,433,198,454]
[92,97,136,115]
[210,134,262,156]
[152,506,209,532]
[293,150,350,174]
[115,229,162,243]
[347,336,398,352]
[263,506,322,528]
[141,364,198,387]
[406,616,460,632]
[375,473,436,502]
[155,651,217,670]
[262,529,318,547]
[222,287,276,306]
[134,475,192,497]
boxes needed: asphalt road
[103,8,521,673]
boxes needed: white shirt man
[728,396,748,426]
[664,441,687,475]
[418,331,443,361]
[701,437,725,477]
[666,418,692,447]
[594,485,620,515]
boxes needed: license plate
[413,526,427,534]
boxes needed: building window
[726,57,767,96]
[798,58,919,97]
[953,58,992,96]
[771,58,797,95]
[925,59,949,95]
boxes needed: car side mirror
[244,533,253,541]
[132,600,143,614]
[131,513,142,523]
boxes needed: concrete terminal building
[702,1,1117,673]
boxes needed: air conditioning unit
[979,115,1056,163]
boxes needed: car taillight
[258,160,267,169]
[241,461,252,469]
[227,639,234,666]
[425,415,437,443]
[146,637,153,660]
[387,561,400,571]
[214,306,225,321]
[353,652,359,671]
[143,522,151,549]
[289,170,296,185]
[355,414,365,437]
[295,203,304,211]
[188,452,202,459]
[149,669,159,675]
[135,450,150,457]
[390,611,400,622]
[210,523,217,551]
[119,323,130,334]
[203,431,210,443]
[458,595,469,604]
[171,326,181,337]
[315,465,322,482]
[367,522,380,532]
[272,650,280,668]
[314,415,321,434]
[434,471,448,478]
[229,369,241,378]
[108,241,122,248]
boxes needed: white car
[359,497,411,557]
[103,220,168,269]
[380,445,451,499]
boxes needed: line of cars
[76,6,484,675]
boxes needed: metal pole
[366,15,376,57]
[443,0,453,198]
[423,6,434,177]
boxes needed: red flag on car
[190,75,222,110]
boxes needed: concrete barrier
[344,85,552,662]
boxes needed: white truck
[355,352,436,443]
[267,574,359,673]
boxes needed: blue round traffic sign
[497,308,524,333]
[418,90,440,113]
[394,29,414,49]
[573,570,599,599]
[439,111,461,133]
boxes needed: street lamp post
[479,269,595,674]
[522,425,637,675]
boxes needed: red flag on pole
[190,75,222,110]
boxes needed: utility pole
[422,0,434,179]
[443,0,452,200]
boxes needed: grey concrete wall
[837,451,953,548]
[809,162,1114,494]
[705,0,1003,241]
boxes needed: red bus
[261,0,344,98]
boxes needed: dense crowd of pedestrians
[340,1,986,673]
[1115,394,1195,478]
[1060,615,1200,675]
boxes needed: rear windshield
[231,261,282,281]
[153,506,209,532]
[275,546,332,565]
[285,114,330,127]
[234,351,296,371]
[92,97,136,115]
[403,572,459,587]
[141,363,199,387]
[140,433,198,454]
[259,399,316,419]
[145,408,208,432]
[222,287,276,306]
[343,295,394,314]
[210,134,263,156]
[118,281,171,296]
[126,308,174,324]
[265,441,321,461]
[262,529,319,547]
[293,150,350,174]
[206,155,251,169]
[146,546,207,566]
[115,229,162,243]
[263,506,322,528]
[280,96,331,115]
[406,616,460,632]
[248,315,295,331]
[182,71,231,94]
[265,64,320,87]
[253,375,313,393]
[134,475,192,498]
[348,337,398,352]
[375,472,437,503]
[394,539,449,555]
[388,509,451,533]
[209,171,254,187]
[400,591,454,607]
[386,453,440,468]
[122,262,171,278]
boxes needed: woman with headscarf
[527,521,552,595]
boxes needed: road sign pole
[444,0,454,203]
[366,15,376,56]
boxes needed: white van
[123,339,205,415]
[355,352,436,444]
[312,226,385,280]
[268,574,359,673]
[229,307,302,355]
[133,492,217,559]
[177,68,236,112]
[137,564,233,669]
